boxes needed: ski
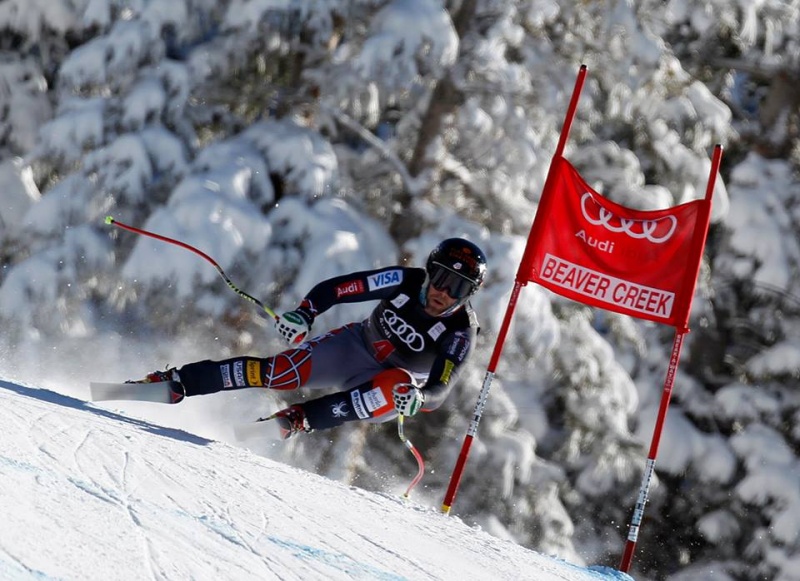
[89,381,183,404]
[233,414,285,442]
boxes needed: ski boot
[127,368,186,404]
[270,405,312,440]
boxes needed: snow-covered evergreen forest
[1,1,799,579]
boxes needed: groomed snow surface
[0,378,633,581]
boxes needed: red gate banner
[519,156,712,330]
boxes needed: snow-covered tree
[2,1,800,580]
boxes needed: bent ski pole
[397,415,425,498]
[105,216,278,320]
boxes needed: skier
[132,238,486,439]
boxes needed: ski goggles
[429,265,476,299]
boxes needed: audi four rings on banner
[580,192,678,243]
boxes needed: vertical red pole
[619,330,685,571]
[620,144,722,572]
[554,65,587,159]
[441,65,588,515]
[441,280,523,514]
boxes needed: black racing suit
[177,266,480,430]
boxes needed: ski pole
[397,414,425,498]
[105,216,278,320]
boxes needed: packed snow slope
[0,377,634,581]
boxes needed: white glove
[392,383,425,416]
[275,309,313,345]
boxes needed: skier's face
[424,285,458,316]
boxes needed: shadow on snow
[0,378,214,446]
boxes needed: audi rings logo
[580,192,677,243]
[381,310,425,352]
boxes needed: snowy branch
[320,103,426,197]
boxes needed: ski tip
[89,381,180,404]
[234,416,285,442]
[104,215,115,225]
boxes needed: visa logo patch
[368,269,402,291]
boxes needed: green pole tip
[104,216,114,225]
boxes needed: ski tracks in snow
[0,380,628,581]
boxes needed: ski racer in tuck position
[132,238,487,439]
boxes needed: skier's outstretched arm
[275,266,412,344]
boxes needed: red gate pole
[619,329,685,571]
[441,280,523,514]
[441,65,588,514]
[619,144,723,572]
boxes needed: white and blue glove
[275,308,314,345]
[392,383,425,417]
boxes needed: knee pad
[263,348,313,390]
[302,368,415,429]
[355,368,415,421]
